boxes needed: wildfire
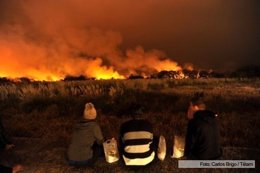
[0,38,184,81]
[0,56,124,81]
[0,16,183,81]
[155,59,182,72]
[80,58,125,80]
[0,52,183,81]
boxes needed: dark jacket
[67,119,104,161]
[0,118,11,149]
[0,164,12,173]
[184,110,222,159]
[120,119,155,166]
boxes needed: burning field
[0,0,184,81]
[1,0,258,82]
[0,0,257,80]
[0,78,260,172]
[0,26,184,81]
[0,0,259,172]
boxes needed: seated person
[184,93,222,159]
[120,103,157,166]
[67,103,104,166]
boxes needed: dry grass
[0,78,259,172]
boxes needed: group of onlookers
[67,93,222,167]
[0,93,222,172]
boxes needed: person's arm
[119,124,125,153]
[184,120,196,157]
[93,124,104,145]
[0,164,12,173]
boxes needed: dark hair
[191,92,205,107]
[129,103,144,119]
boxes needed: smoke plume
[0,0,182,80]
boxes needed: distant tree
[232,65,260,78]
[19,77,32,83]
[0,77,11,84]
[157,70,172,79]
[182,70,198,79]
[152,70,185,79]
[128,74,144,79]
[198,70,210,78]
[210,71,226,78]
[63,75,87,81]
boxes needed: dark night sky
[0,0,259,72]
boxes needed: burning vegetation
[1,65,259,83]
[0,27,184,81]
[0,1,259,82]
[0,0,185,81]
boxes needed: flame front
[0,51,124,81]
[0,10,183,81]
[0,37,124,81]
[0,0,185,81]
[0,44,182,80]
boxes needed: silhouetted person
[67,103,104,167]
[184,94,222,159]
[0,117,14,150]
[0,117,23,173]
[120,103,157,166]
[0,164,23,173]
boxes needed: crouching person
[67,103,104,167]
[184,93,222,160]
[120,104,157,166]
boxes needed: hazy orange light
[0,31,184,81]
[92,69,125,80]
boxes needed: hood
[194,110,216,124]
[74,119,95,130]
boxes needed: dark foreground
[0,79,259,172]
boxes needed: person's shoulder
[76,119,98,127]
[194,110,216,119]
[125,119,151,125]
[88,120,100,127]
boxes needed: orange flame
[0,43,124,81]
[0,30,182,81]
[0,0,192,81]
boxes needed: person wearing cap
[184,93,222,160]
[119,103,157,166]
[67,102,104,166]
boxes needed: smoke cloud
[0,0,258,80]
[0,0,182,80]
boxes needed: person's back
[185,110,222,159]
[68,119,103,161]
[67,103,103,166]
[120,116,155,166]
[184,93,222,160]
